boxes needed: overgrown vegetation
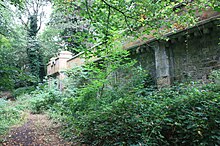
[1,72,220,145]
[0,0,220,145]
[27,59,220,145]
[0,99,21,137]
[0,94,30,138]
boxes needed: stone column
[57,51,73,72]
[57,72,66,91]
[154,41,171,88]
[57,51,73,91]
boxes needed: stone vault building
[47,14,220,88]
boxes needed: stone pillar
[154,41,171,88]
[57,51,73,72]
[57,72,66,91]
[47,51,73,91]
[57,51,73,91]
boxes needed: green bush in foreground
[28,67,220,145]
[55,83,219,145]
[160,84,220,145]
[30,88,62,114]
[27,54,220,145]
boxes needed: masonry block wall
[130,44,156,78]
[129,17,220,87]
[47,16,220,88]
[169,20,220,81]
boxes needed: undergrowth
[1,49,220,145]
[0,86,48,141]
[27,66,220,145]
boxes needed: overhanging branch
[100,0,137,21]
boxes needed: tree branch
[37,14,42,32]
[100,0,137,21]
[104,5,111,41]
[85,0,93,22]
[24,0,31,16]
[19,16,29,29]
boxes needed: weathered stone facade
[170,19,220,81]
[130,44,156,78]
[47,51,85,90]
[47,16,220,88]
[127,16,220,87]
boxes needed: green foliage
[73,95,166,145]
[60,82,220,145]
[26,38,45,82]
[49,7,90,53]
[30,87,63,114]
[13,86,35,97]
[16,0,49,82]
[39,27,61,64]
[160,84,220,145]
[0,3,35,90]
[0,99,23,137]
[29,70,220,145]
[57,68,151,143]
[0,65,37,91]
[52,0,219,54]
[210,69,220,80]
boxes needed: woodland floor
[0,113,75,146]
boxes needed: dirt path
[0,113,74,146]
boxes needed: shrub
[59,82,220,145]
[74,95,166,145]
[160,83,220,145]
[13,86,35,97]
[30,89,62,114]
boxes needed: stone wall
[128,16,220,87]
[67,53,85,69]
[169,20,220,81]
[130,44,156,78]
[47,51,73,76]
[47,16,220,88]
